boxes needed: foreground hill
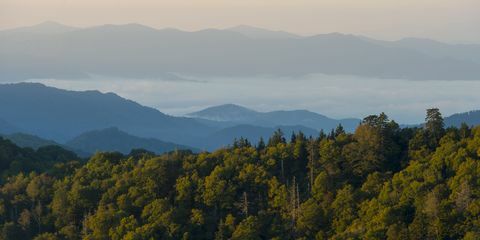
[0,137,79,178]
[2,110,480,239]
[188,104,360,132]
[1,22,479,81]
[0,132,92,157]
[66,127,197,154]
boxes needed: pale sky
[1,0,479,43]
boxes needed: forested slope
[1,109,480,239]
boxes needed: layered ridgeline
[0,83,363,152]
[1,83,479,153]
[0,82,212,146]
[0,130,193,156]
[3,110,480,239]
[1,22,480,81]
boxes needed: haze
[1,0,479,43]
[31,75,480,125]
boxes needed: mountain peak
[85,23,158,33]
[215,103,255,110]
[193,104,256,113]
[36,21,68,27]
[226,25,300,39]
[188,104,258,122]
[3,21,79,34]
[308,32,360,40]
[227,25,267,32]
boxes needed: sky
[1,0,480,43]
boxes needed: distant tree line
[1,109,480,239]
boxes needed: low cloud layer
[27,75,480,124]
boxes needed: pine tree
[425,108,445,146]
[256,137,266,151]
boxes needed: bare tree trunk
[242,191,249,216]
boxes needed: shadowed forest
[1,109,480,239]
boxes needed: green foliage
[0,137,79,180]
[2,110,480,239]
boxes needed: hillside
[445,110,480,127]
[0,137,79,178]
[2,111,480,239]
[66,127,197,154]
[0,118,20,134]
[0,83,215,145]
[0,132,60,149]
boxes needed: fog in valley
[27,74,480,124]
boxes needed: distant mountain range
[1,22,479,81]
[188,104,360,132]
[0,82,479,153]
[226,25,301,39]
[0,83,345,151]
[0,82,213,145]
[1,21,79,35]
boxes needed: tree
[425,108,445,147]
[231,216,261,240]
[268,129,286,147]
[334,124,345,137]
[343,113,401,178]
[2,113,480,239]
[1,222,26,240]
[215,214,235,240]
[256,138,266,151]
[331,185,356,234]
[296,199,324,238]
[33,232,60,240]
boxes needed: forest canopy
[1,109,480,239]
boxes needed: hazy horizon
[3,20,480,45]
[1,0,479,43]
